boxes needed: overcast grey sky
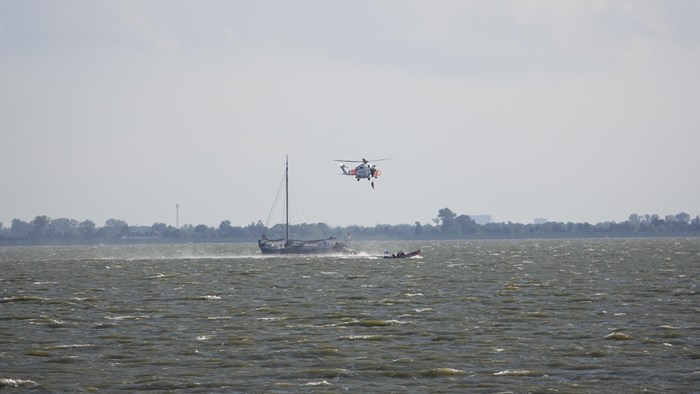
[1,0,699,228]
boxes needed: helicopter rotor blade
[332,157,394,163]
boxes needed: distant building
[471,215,492,225]
[534,218,548,224]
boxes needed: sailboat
[258,156,352,255]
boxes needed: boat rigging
[258,156,352,255]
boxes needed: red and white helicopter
[334,158,392,189]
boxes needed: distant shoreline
[2,232,699,247]
[3,209,697,247]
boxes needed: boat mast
[285,155,289,243]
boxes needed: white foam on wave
[0,378,38,388]
[494,369,541,376]
[405,293,423,297]
[105,315,150,321]
[305,380,330,386]
[431,368,465,376]
[604,332,633,340]
[47,344,94,350]
[341,335,377,340]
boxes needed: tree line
[429,208,700,238]
[1,208,699,244]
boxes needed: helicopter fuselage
[340,163,380,180]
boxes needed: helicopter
[333,158,392,189]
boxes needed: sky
[1,0,699,228]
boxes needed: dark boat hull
[384,249,422,259]
[259,239,351,255]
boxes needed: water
[1,238,698,392]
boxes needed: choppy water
[1,238,698,392]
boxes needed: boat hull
[383,249,422,259]
[258,239,351,255]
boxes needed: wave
[340,319,406,327]
[104,315,151,321]
[493,369,542,377]
[604,332,634,341]
[0,295,50,304]
[424,368,466,377]
[338,335,384,341]
[305,380,331,386]
[45,344,95,350]
[0,378,38,388]
[179,295,222,301]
